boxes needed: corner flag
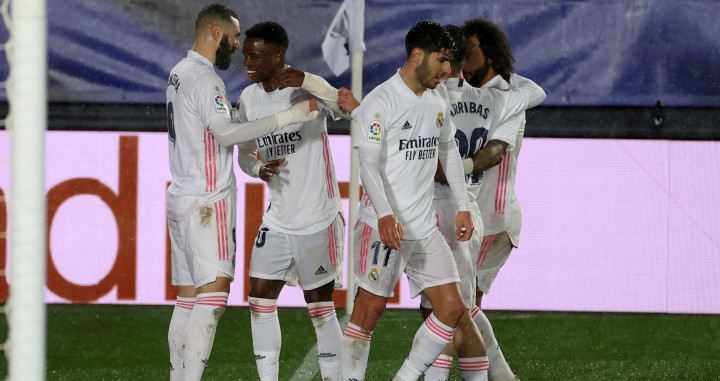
[322,0,365,76]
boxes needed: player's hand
[337,87,360,114]
[455,211,473,241]
[259,158,285,183]
[378,214,404,250]
[274,67,305,90]
[434,161,447,183]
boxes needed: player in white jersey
[233,22,350,381]
[165,6,318,381]
[337,21,484,381]
[423,24,546,381]
[460,17,547,381]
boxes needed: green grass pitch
[1,304,718,380]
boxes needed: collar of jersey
[481,74,508,90]
[186,50,214,70]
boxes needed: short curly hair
[462,18,515,81]
[245,21,289,50]
[443,24,467,69]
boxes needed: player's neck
[478,67,497,87]
[399,66,425,96]
[191,42,216,66]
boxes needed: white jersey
[237,83,342,235]
[354,72,456,240]
[165,50,236,220]
[433,77,530,201]
[476,75,526,245]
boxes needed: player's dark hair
[462,17,515,81]
[443,24,467,69]
[245,21,289,50]
[194,4,239,35]
[405,20,455,59]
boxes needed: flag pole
[346,50,362,316]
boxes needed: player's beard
[415,55,438,90]
[466,63,490,87]
[215,34,235,70]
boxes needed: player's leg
[248,277,285,381]
[297,214,345,380]
[168,218,194,381]
[394,231,467,381]
[342,221,407,381]
[474,233,517,381]
[182,195,237,381]
[248,224,295,381]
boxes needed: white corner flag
[322,0,366,76]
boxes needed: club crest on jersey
[214,93,228,113]
[367,120,382,144]
[436,112,444,128]
[369,268,379,282]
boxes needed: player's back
[165,51,236,220]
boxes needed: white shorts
[475,232,513,294]
[354,222,460,299]
[420,197,483,309]
[249,214,344,291]
[170,193,237,288]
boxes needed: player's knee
[302,280,335,303]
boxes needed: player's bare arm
[274,66,305,89]
[337,87,360,114]
[378,214,404,250]
[259,158,285,183]
[469,139,508,173]
[455,211,473,241]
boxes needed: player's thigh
[185,197,237,288]
[475,232,513,294]
[169,217,193,287]
[293,214,345,291]
[405,229,460,299]
[423,199,476,309]
[249,224,294,282]
[353,221,410,298]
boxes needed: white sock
[471,307,515,380]
[169,296,195,381]
[424,353,453,381]
[183,292,227,381]
[459,356,489,381]
[250,297,281,381]
[394,313,455,381]
[308,302,342,380]
[342,322,373,381]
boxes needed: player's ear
[210,23,223,43]
[411,47,424,65]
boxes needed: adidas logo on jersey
[401,120,413,130]
[315,266,327,275]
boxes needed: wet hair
[194,4,239,35]
[245,21,289,50]
[462,17,515,81]
[443,24,467,67]
[405,20,455,59]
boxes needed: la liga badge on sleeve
[214,93,228,113]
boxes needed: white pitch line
[289,314,350,381]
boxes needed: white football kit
[237,74,345,289]
[166,50,237,287]
[353,71,467,298]
[428,75,543,306]
[475,74,532,293]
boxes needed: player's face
[463,35,491,87]
[242,37,282,84]
[215,18,241,71]
[416,49,451,90]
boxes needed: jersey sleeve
[196,72,232,128]
[352,96,387,150]
[438,98,457,143]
